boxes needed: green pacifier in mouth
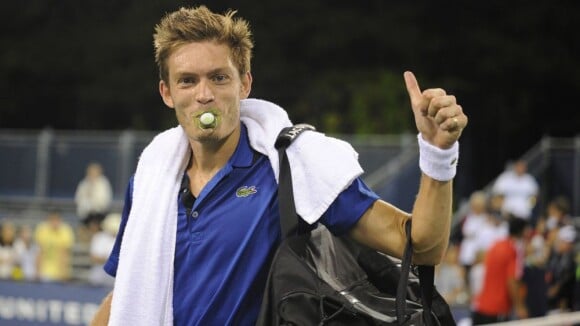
[196,110,219,129]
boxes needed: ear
[159,80,175,108]
[239,71,252,99]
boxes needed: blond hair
[153,6,253,83]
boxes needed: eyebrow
[174,67,233,78]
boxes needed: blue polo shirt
[105,123,379,325]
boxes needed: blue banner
[0,280,111,326]
[0,280,472,325]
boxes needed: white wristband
[417,133,459,181]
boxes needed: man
[492,159,539,220]
[546,225,577,313]
[34,211,75,282]
[458,191,490,284]
[91,6,467,325]
[472,216,530,324]
[74,162,113,229]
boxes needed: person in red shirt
[472,216,530,324]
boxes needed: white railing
[487,311,580,325]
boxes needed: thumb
[404,71,426,112]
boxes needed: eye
[176,76,198,88]
[179,77,195,85]
[212,74,230,84]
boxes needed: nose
[196,79,214,104]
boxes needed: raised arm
[350,71,467,265]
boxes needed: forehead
[167,41,237,76]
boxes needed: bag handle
[275,124,435,325]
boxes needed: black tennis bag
[256,124,456,326]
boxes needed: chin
[195,130,223,144]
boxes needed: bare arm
[349,200,410,261]
[508,278,528,319]
[90,291,113,326]
[349,174,452,265]
[350,71,466,266]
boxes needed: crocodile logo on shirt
[236,186,257,198]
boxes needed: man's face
[47,214,62,229]
[514,161,527,176]
[159,41,252,144]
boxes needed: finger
[403,71,427,114]
[433,104,460,125]
[458,105,468,127]
[441,111,467,131]
[441,116,461,131]
[422,88,447,100]
[428,94,456,119]
[423,88,455,118]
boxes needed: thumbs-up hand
[404,71,467,149]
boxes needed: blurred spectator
[465,210,510,310]
[75,162,113,229]
[526,217,551,268]
[472,216,531,324]
[575,252,580,311]
[487,192,506,220]
[545,196,572,230]
[492,160,539,220]
[13,224,39,281]
[543,196,573,248]
[0,220,18,279]
[458,191,489,287]
[88,213,120,287]
[468,250,486,309]
[473,208,508,255]
[521,218,550,318]
[546,225,577,313]
[34,211,75,282]
[435,243,468,305]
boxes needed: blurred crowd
[0,162,119,287]
[437,160,579,324]
[1,158,578,323]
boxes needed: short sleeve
[103,176,134,277]
[318,177,379,236]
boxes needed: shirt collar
[229,123,254,168]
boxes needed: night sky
[1,1,579,195]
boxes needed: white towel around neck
[108,98,363,326]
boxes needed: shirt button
[191,211,199,218]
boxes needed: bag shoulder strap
[275,123,316,238]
